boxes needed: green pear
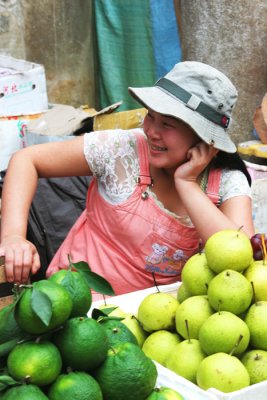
[196,352,250,393]
[244,260,267,301]
[145,386,184,400]
[181,252,215,295]
[245,301,267,350]
[199,311,250,355]
[121,313,148,347]
[208,269,253,315]
[166,339,206,384]
[137,292,179,333]
[142,329,181,367]
[176,283,191,303]
[241,349,267,384]
[205,229,253,273]
[175,295,214,339]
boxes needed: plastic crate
[91,283,267,400]
[245,161,267,234]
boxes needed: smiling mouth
[150,145,167,152]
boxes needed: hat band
[156,78,230,129]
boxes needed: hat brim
[128,86,237,153]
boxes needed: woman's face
[143,109,200,171]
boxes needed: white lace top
[84,129,251,212]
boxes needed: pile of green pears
[137,228,267,394]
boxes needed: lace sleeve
[220,169,252,202]
[83,129,142,203]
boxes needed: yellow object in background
[238,140,267,159]
[94,108,147,131]
[254,145,267,158]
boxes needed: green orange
[48,371,103,400]
[94,342,157,400]
[15,280,72,334]
[7,340,62,387]
[49,269,92,317]
[99,318,138,347]
[1,384,49,399]
[52,317,108,371]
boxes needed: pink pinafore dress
[47,133,221,299]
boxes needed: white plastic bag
[0,119,27,171]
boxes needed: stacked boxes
[0,55,48,172]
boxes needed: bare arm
[0,136,92,283]
[174,142,255,242]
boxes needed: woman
[0,61,254,298]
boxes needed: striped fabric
[94,0,182,111]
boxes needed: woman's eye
[163,122,174,128]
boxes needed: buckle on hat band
[156,78,230,129]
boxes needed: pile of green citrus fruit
[0,263,184,399]
[135,229,267,394]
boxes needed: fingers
[0,240,40,284]
[188,142,218,164]
[5,246,30,283]
[32,251,41,275]
[45,265,59,278]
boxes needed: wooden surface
[0,295,13,309]
[0,264,6,282]
[0,264,14,309]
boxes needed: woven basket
[0,261,14,310]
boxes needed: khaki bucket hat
[129,61,238,153]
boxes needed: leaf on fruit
[99,306,120,315]
[0,375,19,392]
[78,270,115,295]
[71,260,92,272]
[30,288,52,326]
[66,257,115,295]
[70,260,114,295]
[91,308,124,321]
[61,270,76,296]
[0,338,19,358]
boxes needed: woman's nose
[146,122,161,139]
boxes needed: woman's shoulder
[83,128,144,184]
[84,128,144,145]
[220,168,251,201]
[221,168,249,182]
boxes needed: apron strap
[206,168,222,207]
[136,133,153,189]
[136,132,221,206]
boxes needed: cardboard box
[25,102,124,146]
[0,55,49,117]
[91,283,267,400]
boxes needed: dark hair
[212,151,252,186]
